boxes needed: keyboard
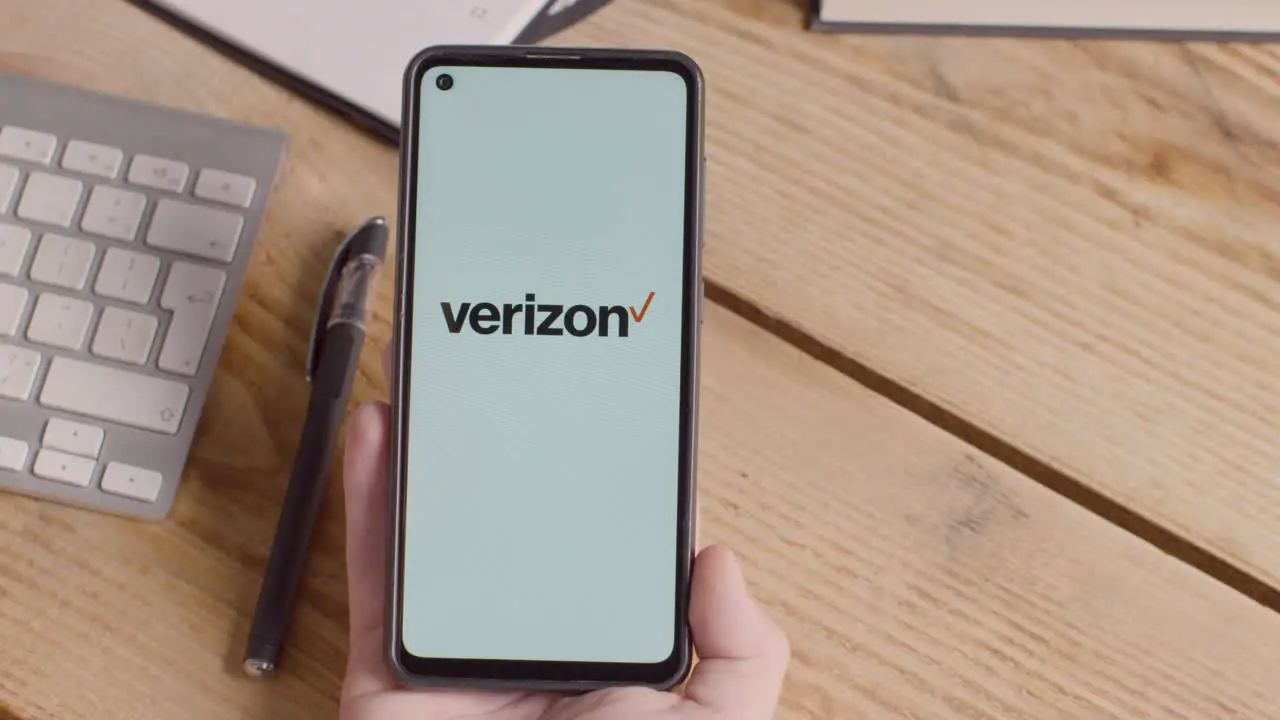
[0,74,287,519]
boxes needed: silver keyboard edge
[0,72,288,519]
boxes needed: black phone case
[386,45,705,693]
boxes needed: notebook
[809,0,1280,39]
[131,0,616,141]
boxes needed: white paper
[817,0,1280,34]
[148,0,551,128]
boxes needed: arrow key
[33,448,95,488]
[43,418,104,458]
[101,462,163,503]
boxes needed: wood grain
[2,0,1279,718]
[6,289,1280,718]
[559,0,1280,591]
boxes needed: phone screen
[395,55,700,677]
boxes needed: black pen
[243,217,389,677]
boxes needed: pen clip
[306,226,360,382]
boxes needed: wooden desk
[2,1,1279,718]
[587,1,1280,594]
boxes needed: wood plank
[699,305,1280,719]
[1,1,1278,718]
[561,0,1280,590]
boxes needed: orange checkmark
[629,291,656,323]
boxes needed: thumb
[341,401,395,699]
[683,546,790,719]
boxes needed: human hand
[338,355,790,719]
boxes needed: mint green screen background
[402,64,690,664]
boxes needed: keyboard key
[39,356,190,435]
[194,168,257,208]
[43,418,105,459]
[29,234,96,290]
[159,261,226,376]
[32,449,95,488]
[92,306,157,365]
[0,437,29,472]
[128,154,189,193]
[145,199,243,263]
[101,462,164,503]
[16,172,83,227]
[0,342,41,400]
[94,248,160,305]
[0,283,29,336]
[0,164,17,213]
[0,126,57,164]
[26,293,93,350]
[81,185,147,241]
[0,223,33,276]
[61,140,124,179]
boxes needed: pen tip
[243,658,276,678]
[361,217,390,260]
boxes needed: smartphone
[386,46,704,691]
